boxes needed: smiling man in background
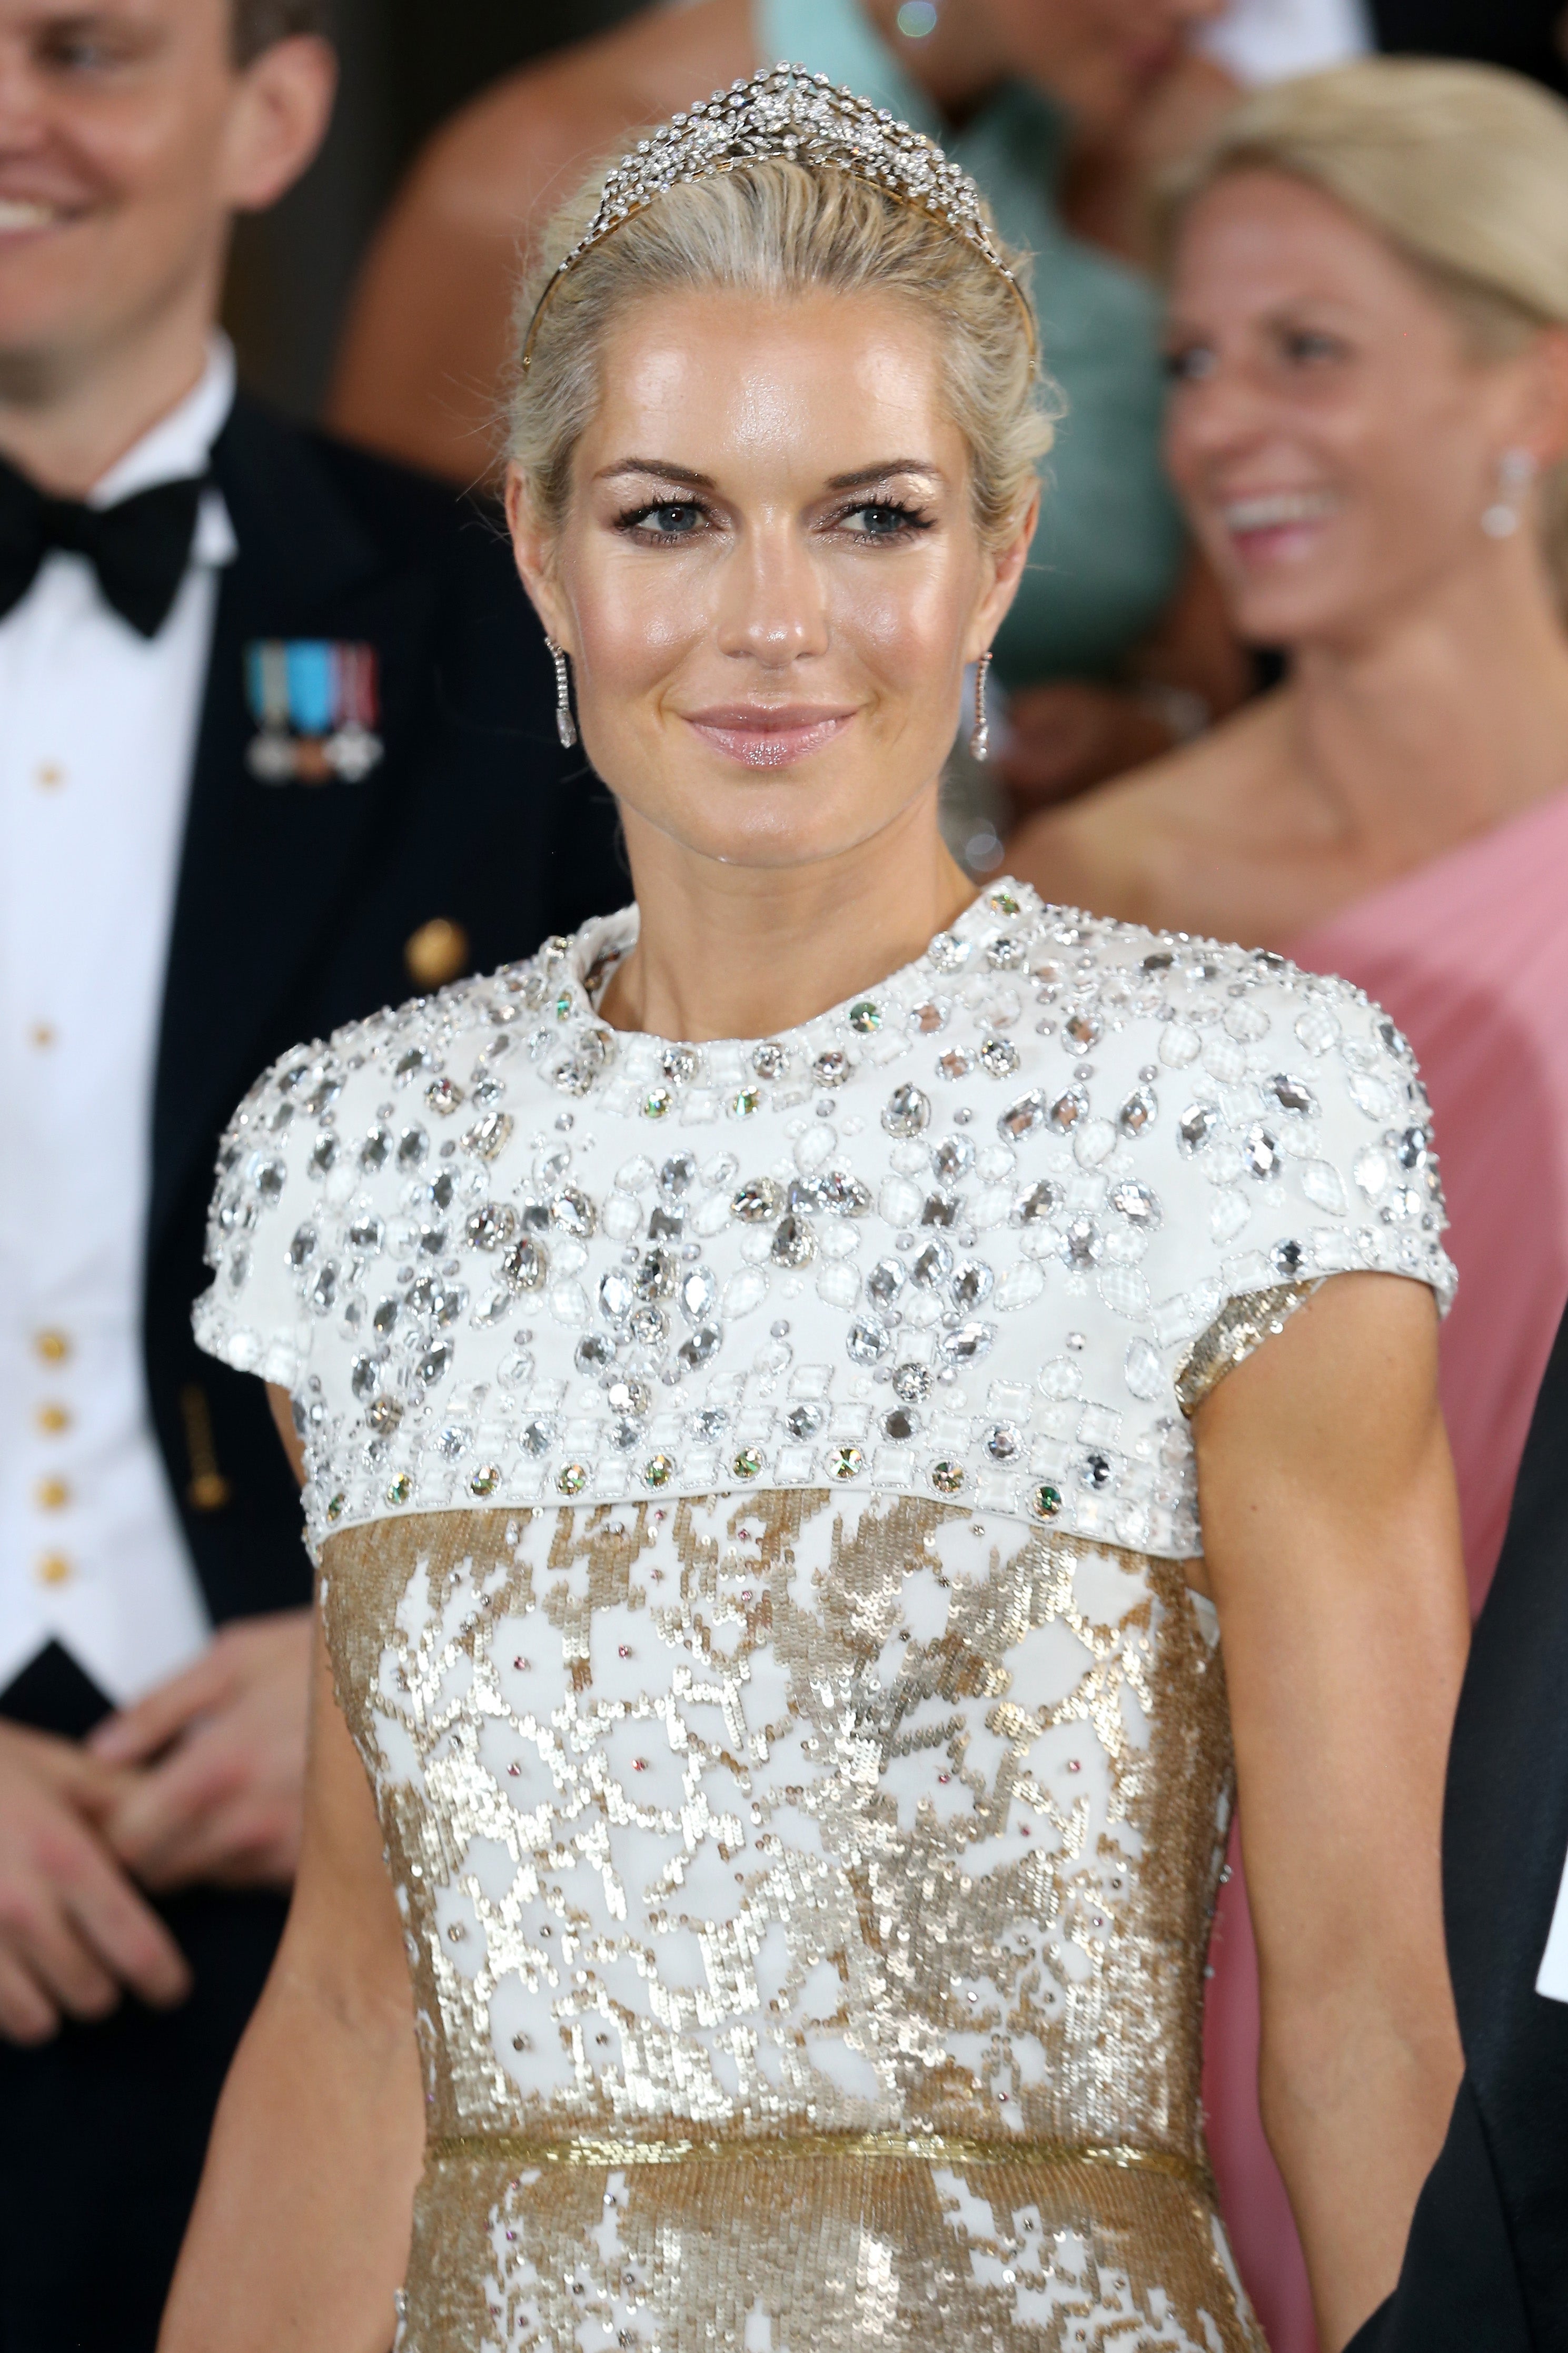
[0,4,619,2346]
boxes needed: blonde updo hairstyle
[1159,57,1568,608]
[508,153,1055,558]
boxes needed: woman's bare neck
[597,799,976,1044]
[1016,556,1568,952]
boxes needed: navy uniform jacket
[147,394,624,1624]
[0,394,624,2353]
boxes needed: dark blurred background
[225,0,640,418]
[227,0,1568,424]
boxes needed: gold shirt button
[35,1403,70,1434]
[34,762,64,790]
[35,1554,71,1586]
[405,918,470,990]
[35,1477,70,1511]
[34,1329,71,1364]
[29,1022,56,1050]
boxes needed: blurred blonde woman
[1012,58,1568,2349]
[162,70,1464,2353]
[1017,55,1568,1609]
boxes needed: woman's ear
[965,484,1039,663]
[505,466,572,649]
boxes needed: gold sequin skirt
[399,2134,1266,2351]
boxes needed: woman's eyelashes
[1275,324,1352,369]
[611,493,938,545]
[1164,341,1216,384]
[616,499,707,540]
[1164,325,1353,384]
[833,498,937,542]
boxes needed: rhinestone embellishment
[520,64,1034,370]
[199,878,1453,1558]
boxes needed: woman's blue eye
[841,502,926,536]
[1164,345,1216,383]
[640,503,700,535]
[1283,330,1343,364]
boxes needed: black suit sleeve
[1342,2077,1532,2353]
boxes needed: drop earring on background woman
[970,649,992,763]
[1482,447,1537,539]
[547,636,578,748]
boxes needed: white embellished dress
[195,882,1454,2353]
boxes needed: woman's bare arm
[158,1401,423,2353]
[1193,1271,1468,2351]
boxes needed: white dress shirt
[1200,0,1372,83]
[1537,1848,1568,2004]
[0,339,237,1705]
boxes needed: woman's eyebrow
[593,458,718,487]
[825,460,943,489]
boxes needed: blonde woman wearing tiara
[161,73,1466,2353]
[330,0,1252,812]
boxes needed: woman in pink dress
[1011,56,1568,2353]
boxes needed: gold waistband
[428,2127,1209,2194]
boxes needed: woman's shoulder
[1009,889,1454,1316]
[193,930,609,1378]
[215,924,616,1154]
[1009,694,1292,940]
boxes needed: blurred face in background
[972,0,1226,130]
[1163,167,1562,650]
[0,0,331,385]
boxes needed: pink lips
[684,706,855,768]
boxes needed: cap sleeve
[192,1040,343,1391]
[1169,964,1454,1415]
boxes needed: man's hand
[90,1611,313,1894]
[0,1720,192,2043]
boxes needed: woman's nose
[714,524,830,664]
[1168,355,1273,462]
[0,44,49,143]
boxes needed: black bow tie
[0,449,206,637]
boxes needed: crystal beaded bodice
[195,882,1451,1555]
[196,882,1453,2352]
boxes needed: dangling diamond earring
[969,649,992,763]
[546,636,577,748]
[1482,448,1538,539]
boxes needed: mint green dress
[755,0,1186,690]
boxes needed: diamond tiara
[519,61,1037,370]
